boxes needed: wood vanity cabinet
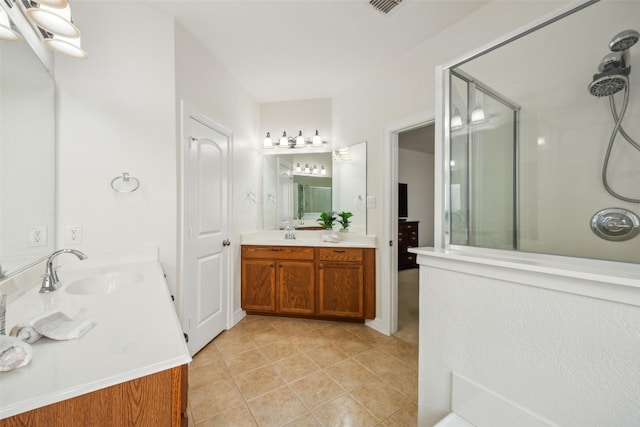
[0,364,188,427]
[242,245,375,321]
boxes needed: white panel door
[185,114,230,356]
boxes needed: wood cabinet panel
[318,262,364,318]
[0,365,187,427]
[318,248,363,262]
[241,259,276,312]
[278,261,315,314]
[243,245,314,260]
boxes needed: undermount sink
[65,271,143,295]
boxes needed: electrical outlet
[29,226,47,247]
[65,225,82,244]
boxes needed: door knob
[222,239,231,246]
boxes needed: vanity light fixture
[0,8,21,41]
[279,131,288,147]
[295,131,305,148]
[26,3,80,38]
[295,163,302,173]
[312,130,322,147]
[320,165,326,175]
[304,164,310,174]
[43,33,87,59]
[263,132,273,149]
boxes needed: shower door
[450,70,519,250]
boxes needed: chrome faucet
[284,225,296,240]
[40,249,87,293]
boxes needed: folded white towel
[0,335,33,371]
[30,311,97,341]
[9,324,43,344]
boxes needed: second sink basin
[65,271,143,295]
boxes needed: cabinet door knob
[270,264,274,268]
[223,239,231,246]
[319,265,323,269]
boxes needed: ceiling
[399,123,434,154]
[141,0,489,103]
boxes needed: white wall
[398,148,434,247]
[56,3,260,326]
[56,3,177,286]
[419,264,640,426]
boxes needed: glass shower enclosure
[449,70,519,250]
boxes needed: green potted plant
[337,211,353,232]
[317,211,337,230]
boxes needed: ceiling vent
[369,0,403,14]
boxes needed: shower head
[588,72,628,97]
[597,52,624,72]
[609,29,639,52]
[589,52,631,97]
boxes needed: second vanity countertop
[0,250,191,420]
[241,230,377,248]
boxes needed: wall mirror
[0,28,56,279]
[262,141,367,234]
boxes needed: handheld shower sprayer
[588,29,640,203]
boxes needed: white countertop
[241,230,377,248]
[0,254,191,419]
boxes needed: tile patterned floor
[188,315,418,426]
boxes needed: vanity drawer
[242,245,315,260]
[318,248,363,262]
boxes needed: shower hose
[603,81,640,203]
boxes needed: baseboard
[231,308,246,327]
[365,317,389,336]
[451,372,558,427]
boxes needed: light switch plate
[367,196,376,208]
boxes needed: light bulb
[26,4,80,38]
[320,166,326,175]
[31,0,69,7]
[279,131,288,147]
[44,34,88,59]
[304,164,310,174]
[263,132,273,149]
[295,163,302,172]
[312,130,322,147]
[295,130,305,148]
[313,164,319,174]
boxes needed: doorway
[394,124,435,345]
[181,102,232,356]
[381,113,434,342]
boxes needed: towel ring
[110,172,140,193]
